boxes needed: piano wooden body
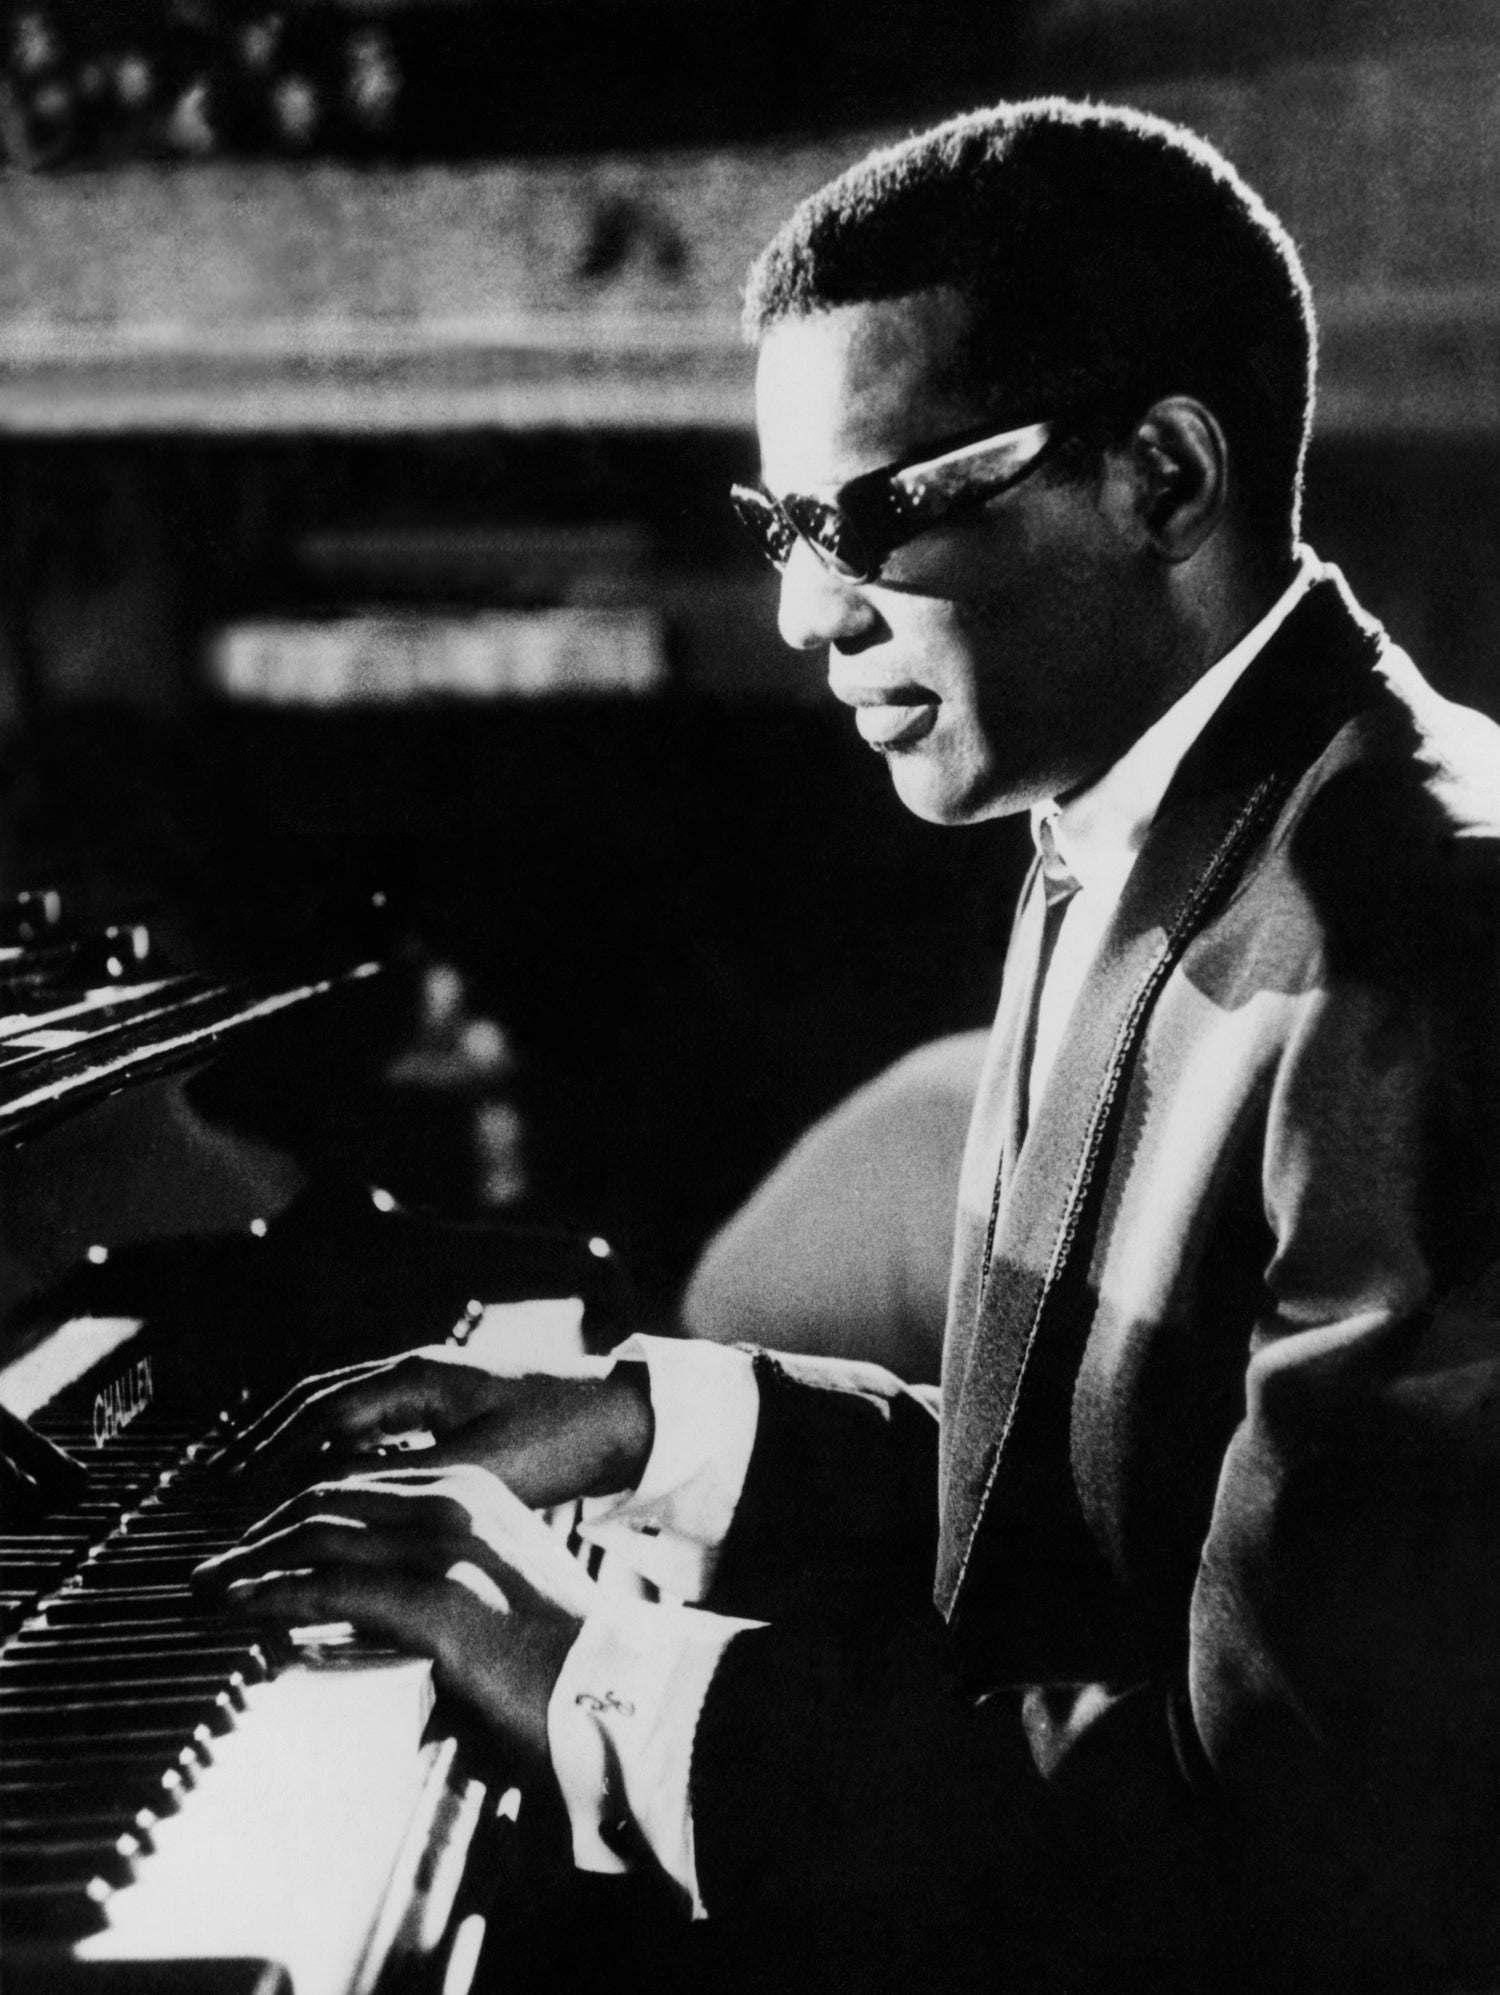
[0,905,633,1994]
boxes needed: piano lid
[0,898,385,1148]
[0,961,384,1149]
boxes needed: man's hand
[193,1464,596,1760]
[212,1352,655,1508]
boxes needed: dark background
[4,0,1498,1315]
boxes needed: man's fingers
[198,1526,582,1762]
[193,1462,598,1629]
[205,1555,527,1728]
[193,1513,453,1595]
[232,1469,482,1542]
[193,1468,528,1590]
[240,1370,429,1466]
[209,1361,393,1471]
[216,1561,454,1658]
[219,1356,478,1481]
[407,1369,651,1508]
[208,1361,648,1518]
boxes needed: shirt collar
[1031,550,1318,896]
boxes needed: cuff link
[574,1689,636,1717]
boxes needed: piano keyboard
[0,1374,510,1995]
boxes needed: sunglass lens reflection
[783,496,871,581]
[730,488,797,569]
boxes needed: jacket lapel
[936,571,1386,1618]
[939,861,1047,1438]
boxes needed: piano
[0,895,635,1995]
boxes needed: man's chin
[883,751,1033,826]
[885,757,989,827]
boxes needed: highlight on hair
[745,99,1317,546]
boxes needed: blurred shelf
[0,141,849,434]
[1,47,1497,437]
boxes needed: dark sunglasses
[730,416,1057,584]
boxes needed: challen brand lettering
[92,1356,154,1448]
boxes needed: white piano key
[77,1654,443,1995]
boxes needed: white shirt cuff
[576,1335,760,1602]
[549,1598,761,1917]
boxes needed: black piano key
[0,1659,249,1691]
[0,1764,187,1820]
[38,1586,223,1625]
[4,1717,215,1762]
[1,1807,159,1848]
[4,1828,146,1888]
[1,1630,270,1668]
[130,1529,252,1550]
[1,1663,255,1707]
[108,1522,245,1542]
[94,1529,248,1554]
[0,1573,91,1599]
[0,1874,112,1939]
[47,1507,150,1534]
[0,1537,94,1555]
[74,1553,235,1589]
[0,1657,248,1685]
[50,1451,166,1472]
[8,1617,265,1645]
[45,1493,156,1522]
[1,1635,271,1677]
[2,1955,295,1995]
[1,1746,204,1809]
[4,1717,218,1760]
[117,1486,246,1505]
[73,1446,176,1462]
[0,1689,239,1739]
[1,1581,75,1626]
[31,1430,197,1454]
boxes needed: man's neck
[1201,518,1301,640]
[1116,540,1303,772]
[1042,550,1316,857]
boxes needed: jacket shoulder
[1275,640,1500,970]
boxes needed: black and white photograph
[3,2,1500,1989]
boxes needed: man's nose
[776,539,882,652]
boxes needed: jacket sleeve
[685,1610,1227,1986]
[704,1349,941,1625]
[693,1357,1224,1984]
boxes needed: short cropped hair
[745,99,1316,547]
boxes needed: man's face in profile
[754,288,1166,824]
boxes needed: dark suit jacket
[684,569,1500,1991]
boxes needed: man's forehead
[754,288,991,491]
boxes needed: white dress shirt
[547,550,1319,1914]
[549,1334,762,1914]
[1026,554,1314,1118]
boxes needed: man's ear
[1128,397,1230,561]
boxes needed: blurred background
[3,0,1498,1318]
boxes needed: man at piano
[197,100,1500,1991]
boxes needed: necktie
[1020,814,1082,1140]
[1036,810,1080,919]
